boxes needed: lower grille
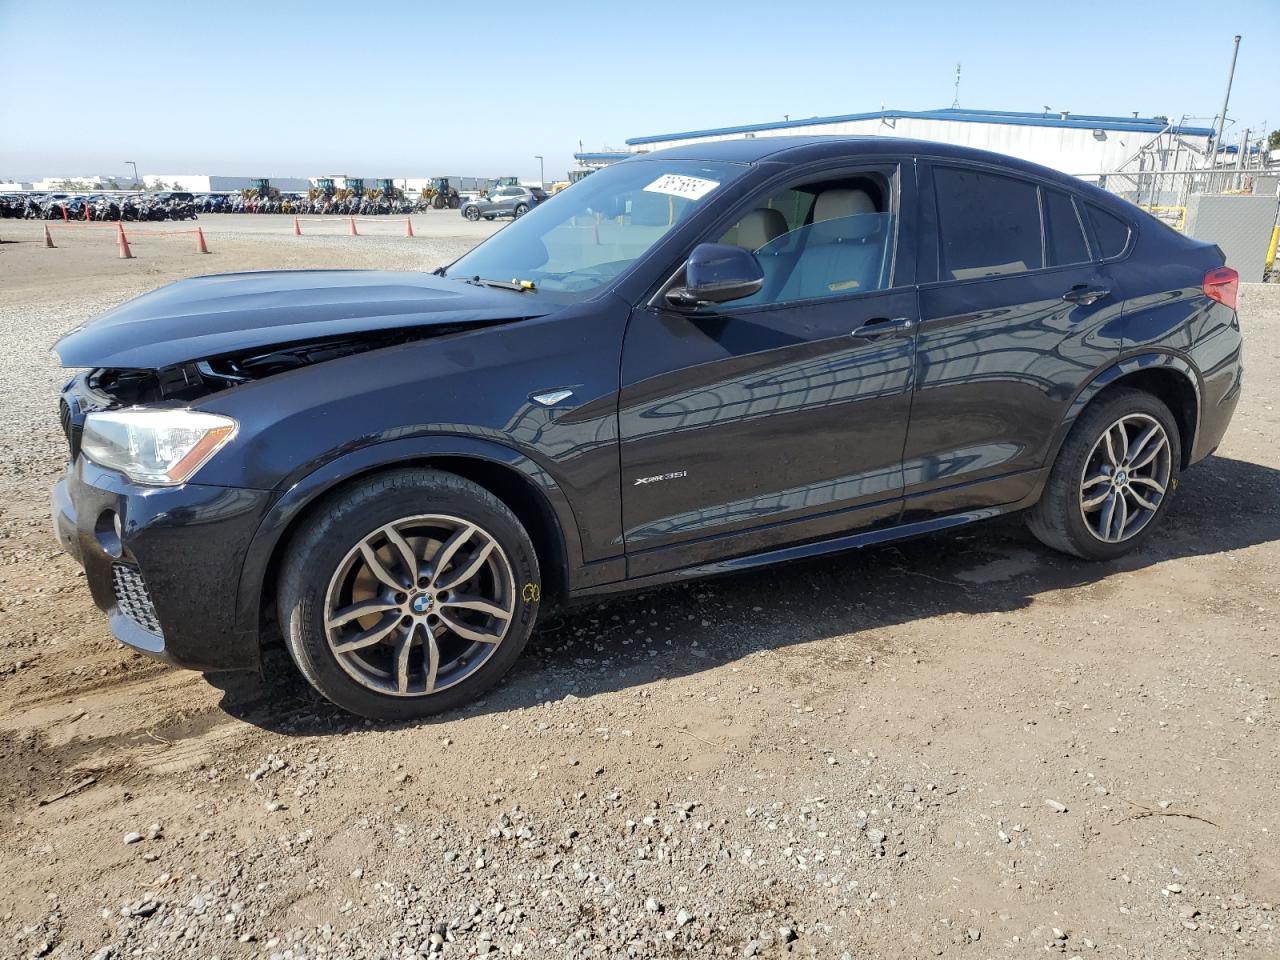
[111,563,163,636]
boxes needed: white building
[144,174,313,192]
[32,175,126,191]
[623,107,1216,176]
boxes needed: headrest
[737,207,787,251]
[810,188,883,242]
[814,189,876,222]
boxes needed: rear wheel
[278,469,541,720]
[464,205,481,221]
[1027,387,1180,560]
[513,203,529,219]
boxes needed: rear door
[618,159,920,577]
[901,162,1123,517]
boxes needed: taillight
[1203,266,1239,311]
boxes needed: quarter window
[1087,204,1131,259]
[934,168,1042,279]
[1044,189,1090,266]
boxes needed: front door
[618,161,920,577]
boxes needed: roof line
[625,107,1215,146]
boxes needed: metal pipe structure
[1213,35,1241,165]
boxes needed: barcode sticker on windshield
[643,174,720,201]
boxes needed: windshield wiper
[465,276,537,292]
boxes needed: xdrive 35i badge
[633,470,689,486]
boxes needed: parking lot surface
[0,228,1276,959]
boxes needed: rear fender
[1029,351,1201,500]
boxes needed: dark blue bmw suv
[52,137,1243,719]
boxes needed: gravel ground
[0,232,1277,960]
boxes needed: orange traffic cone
[195,227,209,254]
[405,217,414,238]
[61,205,68,222]
[293,216,302,236]
[44,224,56,248]
[85,204,91,222]
[348,216,358,236]
[117,223,134,259]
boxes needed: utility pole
[125,160,139,187]
[1213,35,1241,166]
[952,63,961,109]
[534,155,544,188]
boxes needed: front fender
[231,434,585,636]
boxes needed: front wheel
[278,469,541,720]
[1026,387,1180,560]
[464,205,481,221]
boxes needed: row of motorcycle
[0,194,197,221]
[0,191,448,221]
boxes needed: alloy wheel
[323,514,515,697]
[1078,413,1173,543]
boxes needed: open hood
[54,269,553,369]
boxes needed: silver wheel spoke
[440,594,512,621]
[326,597,399,629]
[1100,491,1119,541]
[1129,474,1165,495]
[1110,491,1129,540]
[333,614,401,654]
[359,542,408,592]
[437,611,503,645]
[435,541,495,592]
[1128,487,1160,511]
[1102,426,1122,467]
[421,622,440,693]
[393,630,413,694]
[383,525,421,585]
[1130,433,1168,470]
[428,523,475,586]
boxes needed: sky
[1,0,1275,184]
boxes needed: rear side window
[1087,204,1131,259]
[934,168,1043,279]
[1044,189,1090,266]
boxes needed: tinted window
[1088,204,1131,258]
[934,168,1042,279]
[1044,189,1090,266]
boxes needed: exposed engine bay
[75,322,495,408]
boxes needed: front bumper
[53,456,275,672]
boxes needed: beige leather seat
[734,207,788,251]
[778,188,887,300]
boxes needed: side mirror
[667,243,763,308]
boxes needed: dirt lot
[0,220,1276,960]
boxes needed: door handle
[1062,285,1110,305]
[852,316,915,338]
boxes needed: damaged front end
[58,325,476,460]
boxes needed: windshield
[446,159,747,300]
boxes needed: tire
[464,206,481,221]
[1026,387,1181,560]
[448,196,460,210]
[513,203,529,219]
[277,468,541,720]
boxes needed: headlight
[80,409,237,485]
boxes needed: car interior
[720,173,894,305]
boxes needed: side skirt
[572,486,1042,600]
